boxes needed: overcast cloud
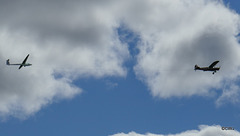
[0,0,240,118]
[110,125,240,136]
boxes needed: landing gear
[212,71,216,74]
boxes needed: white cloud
[0,0,129,118]
[216,84,240,107]
[0,0,240,118]
[110,125,240,136]
[128,0,240,98]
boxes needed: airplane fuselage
[22,63,32,67]
[195,67,220,71]
[7,63,32,66]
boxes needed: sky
[0,0,240,136]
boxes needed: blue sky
[0,0,240,136]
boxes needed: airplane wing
[22,54,29,65]
[18,65,23,69]
[19,54,29,69]
[209,61,219,68]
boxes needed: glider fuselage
[6,54,32,69]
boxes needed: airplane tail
[6,59,10,65]
[194,65,200,70]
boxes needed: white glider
[6,54,32,69]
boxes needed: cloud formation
[110,125,240,136]
[130,0,240,98]
[0,0,129,118]
[216,84,240,107]
[0,0,240,118]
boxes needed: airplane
[194,61,220,74]
[6,54,32,69]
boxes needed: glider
[6,54,32,69]
[194,61,220,74]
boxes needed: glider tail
[194,65,200,71]
[6,59,10,65]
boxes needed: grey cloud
[0,1,110,46]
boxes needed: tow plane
[6,54,32,69]
[194,61,220,74]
